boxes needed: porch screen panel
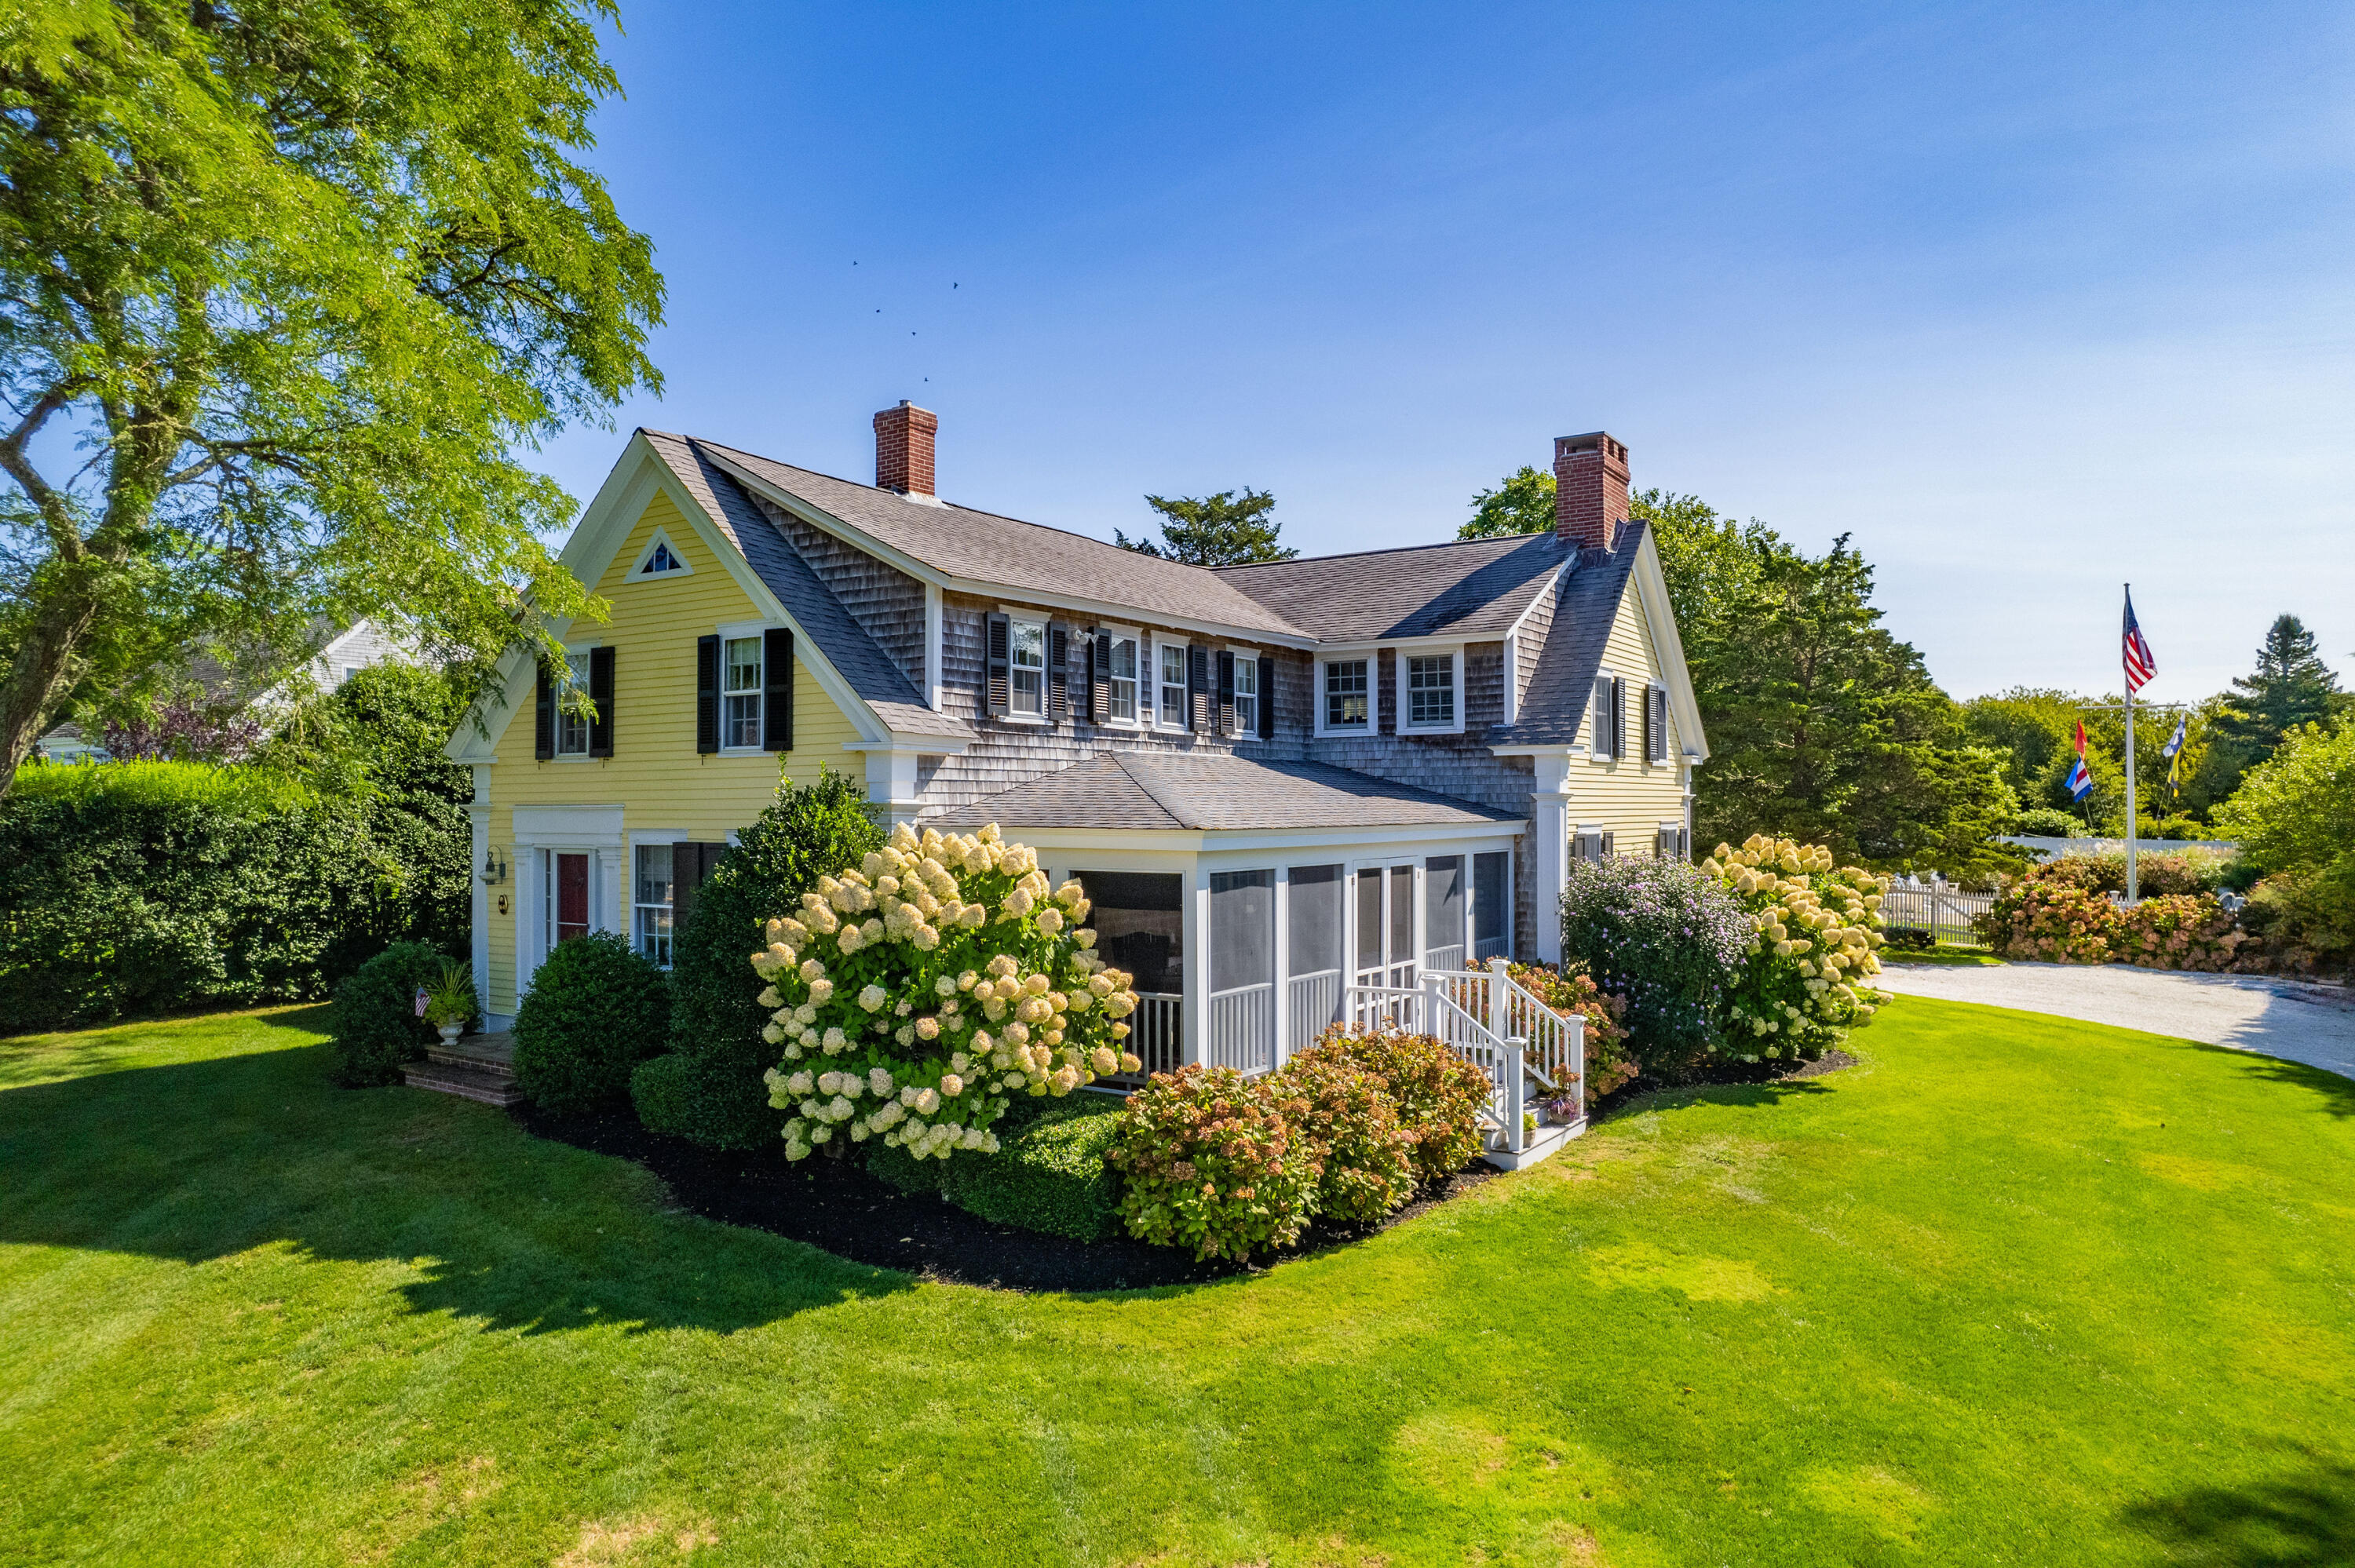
[1423,855,1465,972]
[1287,864,1344,1041]
[1355,870,1382,971]
[1209,870,1275,1073]
[1067,870,1185,1078]
[1474,851,1508,961]
[1388,866,1415,972]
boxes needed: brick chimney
[1554,431,1630,551]
[874,400,938,496]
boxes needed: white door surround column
[1528,753,1574,966]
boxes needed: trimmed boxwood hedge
[513,932,670,1116]
[940,1096,1126,1242]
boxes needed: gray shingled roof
[1212,531,1572,642]
[641,432,969,740]
[679,437,1309,642]
[1482,523,1645,747]
[936,751,1524,833]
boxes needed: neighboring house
[446,405,1707,1076]
[34,618,408,764]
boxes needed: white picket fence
[1878,884,1992,946]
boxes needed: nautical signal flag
[2066,720,2094,802]
[2165,713,2188,796]
[2123,589,2158,692]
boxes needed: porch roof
[935,752,1523,833]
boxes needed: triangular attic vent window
[626,527,693,581]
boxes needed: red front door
[554,852,590,943]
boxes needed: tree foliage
[2212,614,2342,769]
[0,0,664,793]
[1115,487,1294,565]
[1456,465,1557,539]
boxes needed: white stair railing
[1424,958,1586,1123]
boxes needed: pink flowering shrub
[1107,1066,1319,1260]
[1976,876,2119,963]
[1312,1028,1492,1183]
[1505,961,1638,1105]
[2115,894,2244,972]
[1279,1047,1418,1224]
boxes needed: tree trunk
[0,585,100,796]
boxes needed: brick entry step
[401,1031,524,1108]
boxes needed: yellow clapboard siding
[481,490,863,1012]
[1571,578,1688,848]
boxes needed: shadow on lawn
[0,1038,908,1336]
[2189,1043,2355,1120]
[2119,1452,2355,1566]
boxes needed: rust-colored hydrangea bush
[1311,1027,1492,1183]
[1107,1066,1319,1261]
[1279,1046,1417,1224]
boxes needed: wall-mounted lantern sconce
[481,847,509,886]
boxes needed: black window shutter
[1041,622,1060,720]
[984,614,1010,717]
[763,627,794,752]
[1187,644,1210,731]
[588,645,615,758]
[672,840,729,929]
[1641,681,1653,765]
[1612,678,1627,763]
[1591,675,1615,757]
[1257,655,1276,738]
[1216,651,1236,735]
[696,634,721,754]
[534,658,554,760]
[1090,631,1111,725]
[1648,686,1668,762]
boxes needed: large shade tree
[1115,487,1294,565]
[0,0,664,795]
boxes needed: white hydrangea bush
[1701,834,1894,1061]
[751,822,1141,1163]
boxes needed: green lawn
[3,1001,2351,1566]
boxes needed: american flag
[2122,589,2157,692]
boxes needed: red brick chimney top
[1554,430,1630,552]
[874,401,938,497]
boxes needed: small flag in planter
[414,986,429,1018]
[2066,720,2094,802]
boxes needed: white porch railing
[1121,992,1185,1081]
[1423,943,1466,975]
[1287,968,1342,1048]
[1426,957,1586,1100]
[1207,983,1276,1074]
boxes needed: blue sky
[535,1,2355,701]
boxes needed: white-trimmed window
[1322,658,1370,731]
[634,844,674,967]
[1404,652,1457,730]
[1232,653,1258,735]
[1009,617,1046,717]
[1158,640,1188,727]
[555,651,591,756]
[724,636,763,748]
[1108,634,1139,724]
[627,527,693,580]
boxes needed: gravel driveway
[1874,960,2355,1081]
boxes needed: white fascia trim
[1502,557,1575,645]
[841,734,973,755]
[975,821,1531,855]
[696,449,1320,651]
[1629,530,1707,763]
[1314,632,1490,657]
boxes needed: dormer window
[1323,659,1369,730]
[1406,654,1455,728]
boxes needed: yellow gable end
[479,488,864,1014]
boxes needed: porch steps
[1484,1114,1586,1172]
[403,1032,524,1108]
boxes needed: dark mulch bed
[513,1103,1497,1294]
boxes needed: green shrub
[329,941,460,1086]
[634,769,882,1149]
[864,1134,950,1195]
[2013,806,2085,837]
[2238,865,2355,973]
[1108,1066,1318,1261]
[0,760,407,1033]
[1277,1048,1415,1224]
[1883,925,1936,951]
[1703,836,1891,1063]
[1308,1029,1492,1184]
[942,1097,1126,1241]
[1558,854,1751,1081]
[513,933,670,1116]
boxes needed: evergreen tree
[2213,614,2339,766]
[1116,488,1294,564]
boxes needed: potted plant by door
[425,961,475,1045]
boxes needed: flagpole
[2123,583,2138,905]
